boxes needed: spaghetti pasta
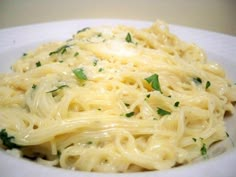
[0,20,235,172]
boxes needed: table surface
[0,0,235,36]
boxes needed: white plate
[0,19,236,177]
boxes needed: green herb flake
[125,112,135,118]
[73,68,88,81]
[200,143,207,156]
[193,77,202,85]
[93,59,98,66]
[192,138,197,142]
[77,27,90,34]
[146,94,151,98]
[226,132,229,137]
[97,33,102,37]
[174,101,180,107]
[32,84,37,89]
[145,74,162,93]
[98,68,103,72]
[0,129,20,149]
[35,61,41,67]
[22,53,27,57]
[125,32,132,43]
[74,52,79,57]
[206,81,211,89]
[157,108,171,116]
[57,150,61,158]
[47,85,68,93]
[125,103,130,107]
[49,45,71,56]
[87,141,93,145]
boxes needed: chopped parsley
[57,150,61,158]
[124,103,130,107]
[0,129,20,149]
[174,101,180,107]
[125,32,132,43]
[205,81,211,89]
[145,74,162,93]
[73,68,87,80]
[35,61,41,67]
[49,45,72,56]
[77,27,90,34]
[74,52,79,57]
[98,68,103,72]
[97,33,102,37]
[200,143,207,156]
[146,94,151,98]
[226,132,234,147]
[226,132,229,137]
[32,84,37,89]
[93,59,98,66]
[86,141,93,145]
[193,77,202,85]
[157,108,171,116]
[125,112,135,118]
[22,53,27,56]
[192,137,197,142]
[47,85,68,93]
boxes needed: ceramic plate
[0,19,235,177]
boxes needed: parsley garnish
[86,141,93,145]
[97,33,102,37]
[49,45,72,56]
[157,108,171,116]
[22,53,27,56]
[93,59,98,66]
[192,137,197,142]
[146,94,151,98]
[77,27,90,34]
[0,129,20,149]
[74,52,79,57]
[57,150,61,158]
[226,132,229,137]
[125,112,135,117]
[35,61,41,67]
[32,84,37,89]
[193,77,202,85]
[200,143,207,156]
[145,74,162,93]
[174,101,180,107]
[124,103,130,107]
[98,68,103,72]
[47,85,68,93]
[205,81,211,89]
[73,68,87,80]
[125,33,132,43]
[226,132,234,147]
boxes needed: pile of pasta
[0,20,235,172]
